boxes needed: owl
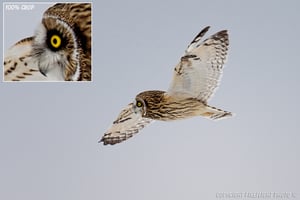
[100,26,233,145]
[3,3,91,81]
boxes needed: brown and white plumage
[101,103,153,145]
[169,27,228,102]
[4,37,48,81]
[4,3,91,81]
[100,26,232,145]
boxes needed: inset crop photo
[3,2,92,81]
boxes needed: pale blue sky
[1,0,300,200]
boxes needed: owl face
[4,3,91,81]
[133,90,166,119]
[32,14,80,80]
[133,97,147,116]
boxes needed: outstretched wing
[4,37,48,81]
[99,103,153,145]
[167,26,229,102]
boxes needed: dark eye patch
[46,29,65,51]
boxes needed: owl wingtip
[203,26,210,31]
[98,137,104,144]
[98,135,118,145]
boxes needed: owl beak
[132,105,138,114]
[39,69,47,77]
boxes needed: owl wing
[4,37,48,81]
[99,103,153,145]
[167,26,229,102]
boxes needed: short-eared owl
[4,3,91,81]
[100,26,233,145]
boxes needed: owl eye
[50,35,62,49]
[46,30,65,51]
[136,101,143,107]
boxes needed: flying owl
[3,3,91,81]
[100,26,233,145]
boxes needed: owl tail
[201,105,233,120]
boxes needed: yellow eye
[136,101,143,107]
[50,35,61,48]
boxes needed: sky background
[1,1,300,200]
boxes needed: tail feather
[201,105,232,120]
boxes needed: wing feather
[167,27,229,102]
[4,37,48,81]
[100,103,153,145]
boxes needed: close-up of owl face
[3,3,92,81]
[134,97,147,116]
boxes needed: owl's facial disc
[32,17,80,81]
[133,98,147,116]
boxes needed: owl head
[32,21,78,80]
[32,3,91,81]
[4,3,91,81]
[133,90,165,118]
